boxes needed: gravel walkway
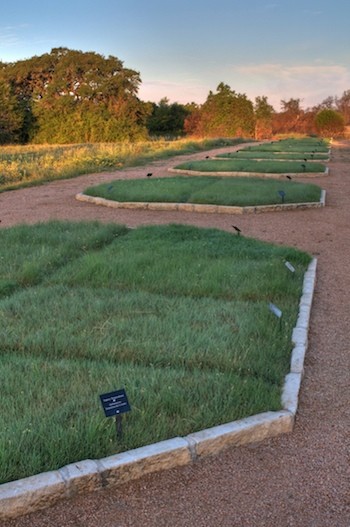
[0,141,349,527]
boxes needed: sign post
[268,302,283,330]
[100,388,131,439]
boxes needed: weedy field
[0,138,246,192]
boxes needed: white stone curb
[168,166,329,179]
[0,259,317,520]
[75,191,326,215]
[282,258,317,414]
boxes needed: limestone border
[75,190,326,214]
[0,260,317,520]
[168,167,329,178]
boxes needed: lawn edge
[75,192,326,214]
[168,167,329,178]
[0,259,317,520]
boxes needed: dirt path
[1,142,349,527]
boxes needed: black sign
[100,389,131,418]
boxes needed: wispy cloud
[234,62,350,108]
[0,25,28,48]
[139,79,208,104]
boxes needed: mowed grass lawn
[84,176,322,206]
[240,138,330,153]
[216,137,330,160]
[174,159,326,174]
[0,222,311,484]
[216,151,329,160]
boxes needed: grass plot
[0,222,311,483]
[173,159,326,174]
[84,176,322,207]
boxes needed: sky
[1,0,350,110]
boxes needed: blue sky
[1,0,350,110]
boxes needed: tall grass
[0,138,247,192]
[0,222,311,484]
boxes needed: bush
[315,109,345,137]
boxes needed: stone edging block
[186,411,294,459]
[281,258,317,414]
[0,471,66,520]
[98,437,192,487]
[0,259,317,520]
[75,192,326,215]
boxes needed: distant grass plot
[84,176,322,207]
[241,138,330,153]
[216,151,329,161]
[173,159,326,174]
[0,222,311,484]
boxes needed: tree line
[0,48,348,144]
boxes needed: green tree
[315,109,345,137]
[0,48,151,143]
[0,81,23,143]
[147,97,190,137]
[189,83,255,138]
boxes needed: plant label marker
[100,388,131,439]
[278,190,286,203]
[285,261,296,273]
[269,302,283,330]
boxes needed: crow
[146,173,153,178]
[232,225,241,235]
[286,175,292,180]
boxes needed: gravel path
[1,141,349,527]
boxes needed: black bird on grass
[205,155,210,159]
[232,225,241,235]
[146,172,153,178]
[286,175,292,180]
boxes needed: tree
[188,83,255,138]
[0,81,23,143]
[147,98,190,137]
[314,96,336,111]
[336,90,350,125]
[254,96,274,139]
[0,48,151,143]
[315,109,345,137]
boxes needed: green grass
[174,159,326,174]
[242,138,330,153]
[0,138,247,192]
[216,151,329,160]
[84,176,322,206]
[0,222,311,484]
